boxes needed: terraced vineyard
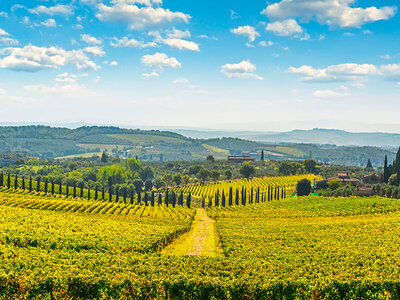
[3,188,400,298]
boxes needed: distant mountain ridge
[175,128,400,148]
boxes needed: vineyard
[170,174,320,203]
[2,185,400,298]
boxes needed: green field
[2,189,400,298]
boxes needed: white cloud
[96,3,190,30]
[110,37,156,48]
[40,19,57,27]
[231,25,260,43]
[163,38,199,51]
[81,34,102,45]
[24,83,84,94]
[221,60,263,80]
[259,40,274,47]
[55,72,88,83]
[142,72,160,78]
[0,88,6,95]
[29,4,74,16]
[0,12,8,18]
[109,61,118,66]
[0,45,100,72]
[288,63,378,82]
[167,28,190,38]
[312,88,349,98]
[230,9,240,20]
[0,37,19,46]
[381,54,391,60]
[266,19,303,36]
[289,62,400,84]
[262,0,397,28]
[0,28,8,36]
[84,46,105,56]
[141,52,180,71]
[173,77,189,84]
[198,34,218,41]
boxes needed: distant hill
[0,125,395,167]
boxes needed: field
[2,183,400,298]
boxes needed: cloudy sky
[0,0,399,132]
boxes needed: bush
[297,179,312,196]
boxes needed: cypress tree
[80,182,84,198]
[36,178,40,193]
[123,188,127,204]
[66,184,69,197]
[384,155,389,183]
[29,177,32,192]
[261,150,264,161]
[22,177,25,190]
[102,187,105,200]
[95,185,98,200]
[165,189,169,206]
[0,172,3,187]
[151,191,155,207]
[243,188,246,206]
[172,191,176,207]
[14,175,18,190]
[88,188,91,200]
[256,187,260,203]
[178,192,183,206]
[108,186,112,202]
[59,183,62,195]
[215,192,219,207]
[235,188,239,206]
[158,193,162,206]
[51,180,54,195]
[116,186,119,203]
[44,178,48,194]
[250,188,253,204]
[221,192,226,207]
[138,190,141,204]
[228,187,233,206]
[187,192,191,208]
[144,192,148,206]
[130,188,134,204]
[208,197,212,207]
[73,182,77,198]
[7,174,10,189]
[201,197,205,208]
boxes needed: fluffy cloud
[163,38,199,51]
[167,28,190,38]
[96,3,190,30]
[55,72,88,84]
[312,87,350,98]
[0,45,99,72]
[0,28,8,36]
[266,19,303,36]
[289,62,400,84]
[29,4,74,16]
[141,52,180,71]
[262,0,397,28]
[40,19,57,28]
[110,37,156,48]
[288,63,378,82]
[221,60,263,80]
[84,46,105,56]
[81,34,102,45]
[0,37,19,46]
[259,41,274,47]
[142,72,160,78]
[231,25,260,43]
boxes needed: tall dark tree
[187,192,191,208]
[144,192,148,206]
[130,188,134,204]
[14,175,18,190]
[95,185,98,200]
[165,189,169,206]
[88,188,91,200]
[80,182,84,198]
[7,174,11,189]
[228,187,233,206]
[22,177,25,190]
[36,178,40,193]
[158,193,162,206]
[297,179,312,196]
[123,187,127,204]
[101,151,108,163]
[44,178,48,194]
[108,186,112,202]
[151,191,155,207]
[221,192,226,207]
[384,155,389,184]
[235,188,239,206]
[29,177,32,192]
[51,180,54,195]
[261,150,264,161]
[116,186,120,202]
[66,184,69,197]
[366,159,373,170]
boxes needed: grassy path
[162,208,223,257]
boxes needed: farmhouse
[227,155,255,163]
[362,174,381,184]
[356,187,374,197]
[328,173,360,184]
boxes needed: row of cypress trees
[0,173,192,208]
[383,148,400,185]
[201,185,285,208]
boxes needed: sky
[0,0,399,132]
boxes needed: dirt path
[162,208,223,257]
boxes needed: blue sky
[0,0,399,132]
